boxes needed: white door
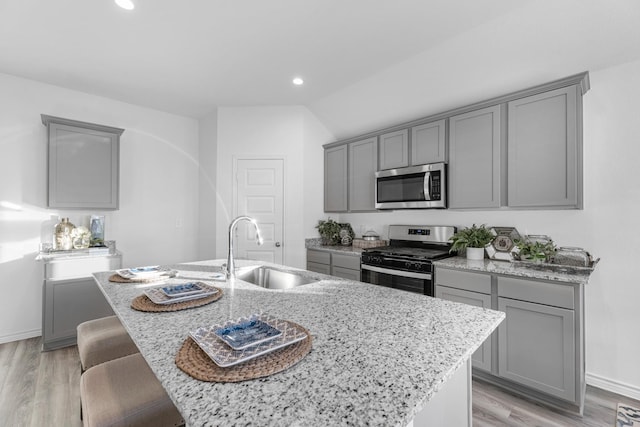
[234,159,284,264]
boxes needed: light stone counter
[433,257,594,284]
[93,259,504,426]
[305,238,363,256]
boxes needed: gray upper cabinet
[411,119,447,165]
[378,130,408,170]
[349,137,378,211]
[324,144,348,212]
[449,105,502,209]
[42,115,124,210]
[507,86,581,208]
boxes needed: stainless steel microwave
[375,163,447,209]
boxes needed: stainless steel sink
[235,266,317,289]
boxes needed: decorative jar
[54,218,75,250]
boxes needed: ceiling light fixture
[115,0,135,10]
[292,77,304,86]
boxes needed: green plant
[515,238,557,262]
[449,224,494,253]
[316,219,342,245]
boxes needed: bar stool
[77,315,139,371]
[80,353,184,427]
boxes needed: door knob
[275,242,281,247]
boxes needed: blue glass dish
[214,316,282,350]
[161,282,204,297]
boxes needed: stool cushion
[77,315,139,371]
[80,353,184,427]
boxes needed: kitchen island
[93,260,504,426]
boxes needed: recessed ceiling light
[292,77,304,86]
[115,0,135,10]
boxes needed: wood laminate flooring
[1,336,639,426]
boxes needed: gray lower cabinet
[331,253,361,281]
[448,105,502,209]
[306,249,360,281]
[348,137,378,211]
[307,249,331,275]
[498,297,576,401]
[411,119,447,165]
[42,253,122,351]
[324,144,348,212]
[436,285,492,371]
[435,268,493,372]
[379,129,408,170]
[434,266,584,412]
[507,85,581,208]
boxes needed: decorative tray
[144,282,218,305]
[161,282,207,297]
[189,314,308,367]
[214,314,282,350]
[117,267,176,281]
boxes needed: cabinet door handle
[275,242,281,247]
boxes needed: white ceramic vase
[466,247,485,260]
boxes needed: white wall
[0,73,200,343]
[198,110,218,260]
[215,106,331,269]
[311,59,640,399]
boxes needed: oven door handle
[361,264,432,280]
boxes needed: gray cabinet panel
[306,249,360,281]
[498,276,574,309]
[42,252,122,351]
[324,145,348,212]
[332,253,360,270]
[411,119,447,165]
[307,249,331,265]
[42,115,123,210]
[436,267,491,294]
[498,297,576,401]
[307,261,331,275]
[332,265,361,281]
[449,105,502,209]
[43,277,114,350]
[436,286,492,372]
[508,86,580,208]
[348,137,377,211]
[379,130,408,170]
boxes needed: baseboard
[587,372,640,401]
[0,329,41,345]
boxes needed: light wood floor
[1,337,639,426]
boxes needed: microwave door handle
[424,172,431,201]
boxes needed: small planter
[466,247,485,260]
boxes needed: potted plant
[514,237,557,263]
[316,219,342,245]
[449,224,494,260]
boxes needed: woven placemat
[175,322,312,382]
[131,287,223,312]
[109,272,176,284]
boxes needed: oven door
[361,264,433,296]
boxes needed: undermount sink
[235,266,318,289]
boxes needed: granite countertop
[93,260,504,426]
[433,257,595,284]
[305,238,363,255]
[36,249,121,262]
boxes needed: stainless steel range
[360,225,457,296]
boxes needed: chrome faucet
[226,216,263,279]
